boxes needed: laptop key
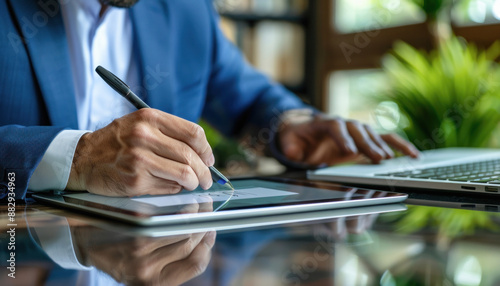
[472,177,493,183]
[448,176,470,182]
[410,174,435,178]
[392,171,415,177]
[436,174,451,179]
[382,158,500,181]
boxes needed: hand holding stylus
[94,66,233,190]
[66,66,237,197]
[66,108,215,196]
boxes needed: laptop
[32,177,407,226]
[308,147,500,194]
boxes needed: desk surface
[2,176,500,286]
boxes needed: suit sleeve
[201,1,311,137]
[0,125,64,201]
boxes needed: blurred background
[207,0,500,176]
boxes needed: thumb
[280,137,305,162]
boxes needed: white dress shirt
[29,0,138,191]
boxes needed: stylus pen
[95,65,234,190]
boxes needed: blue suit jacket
[0,0,307,200]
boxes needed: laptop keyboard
[375,159,500,184]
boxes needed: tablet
[32,177,408,226]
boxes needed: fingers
[345,189,381,234]
[138,110,213,190]
[364,125,395,159]
[279,127,307,161]
[314,118,393,163]
[122,134,212,192]
[139,109,215,166]
[125,109,215,191]
[345,215,371,234]
[136,179,183,196]
[149,232,208,268]
[177,198,201,214]
[328,217,348,240]
[146,131,213,190]
[319,119,357,155]
[279,117,402,166]
[115,149,199,193]
[160,231,216,285]
[313,118,417,163]
[380,133,420,158]
[124,232,210,284]
[305,138,335,165]
[79,108,217,196]
[344,121,387,163]
[129,234,192,257]
[195,194,214,213]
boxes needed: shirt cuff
[27,212,93,270]
[28,130,89,191]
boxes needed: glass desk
[2,178,500,286]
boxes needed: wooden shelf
[284,83,306,94]
[218,6,315,107]
[220,12,307,24]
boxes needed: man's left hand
[278,116,420,166]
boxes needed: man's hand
[74,230,216,286]
[278,116,420,166]
[66,109,215,196]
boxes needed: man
[0,0,418,200]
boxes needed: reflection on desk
[2,198,500,285]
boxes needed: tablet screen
[57,178,388,218]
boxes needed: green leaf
[379,35,500,150]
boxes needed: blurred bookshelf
[219,12,306,23]
[324,0,500,124]
[215,0,314,102]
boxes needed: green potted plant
[377,0,500,243]
[380,37,500,150]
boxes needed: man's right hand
[66,109,214,196]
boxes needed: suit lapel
[8,0,78,129]
[8,0,174,127]
[130,1,174,114]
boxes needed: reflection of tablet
[31,204,407,237]
[32,177,408,226]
